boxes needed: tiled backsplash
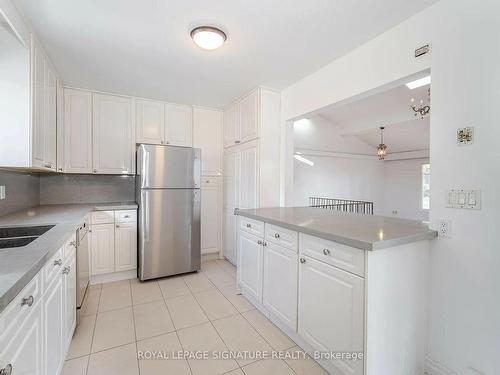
[40,174,136,204]
[0,170,40,216]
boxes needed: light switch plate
[0,186,5,200]
[447,189,481,210]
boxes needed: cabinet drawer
[239,217,264,237]
[43,246,64,288]
[299,233,365,277]
[115,210,137,223]
[265,224,298,251]
[91,210,115,224]
[0,272,41,339]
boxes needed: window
[421,163,430,210]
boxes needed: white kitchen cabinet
[136,99,165,145]
[201,177,221,254]
[93,93,134,174]
[56,79,65,172]
[223,149,239,209]
[238,231,263,303]
[44,64,57,169]
[114,222,137,272]
[263,242,298,331]
[90,223,115,275]
[0,301,43,375]
[298,255,364,375]
[165,103,193,147]
[239,141,259,209]
[63,88,93,173]
[223,103,239,147]
[193,107,223,176]
[223,209,237,265]
[239,89,259,143]
[62,253,76,349]
[43,276,64,375]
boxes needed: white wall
[283,1,500,373]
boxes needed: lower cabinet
[90,223,115,275]
[263,241,298,331]
[63,253,77,349]
[223,208,237,265]
[114,222,138,272]
[298,255,364,375]
[238,231,263,303]
[43,276,64,375]
[201,177,221,255]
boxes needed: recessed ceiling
[14,0,438,107]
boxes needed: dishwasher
[76,218,90,323]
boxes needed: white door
[298,255,364,375]
[223,150,239,209]
[32,40,45,168]
[223,208,237,265]
[238,231,263,303]
[193,108,222,176]
[63,253,76,349]
[93,93,134,174]
[165,103,193,147]
[263,242,298,331]
[114,222,137,272]
[0,301,43,375]
[90,223,115,275]
[239,141,258,209]
[64,89,93,173]
[43,276,64,375]
[223,103,239,147]
[136,99,165,145]
[201,178,221,254]
[239,89,259,143]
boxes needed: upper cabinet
[165,103,193,147]
[223,103,239,147]
[135,99,165,145]
[93,93,135,174]
[193,107,223,176]
[239,89,259,143]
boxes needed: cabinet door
[223,208,237,265]
[136,99,165,145]
[44,63,57,169]
[90,223,115,275]
[298,255,364,375]
[93,93,134,174]
[193,108,222,176]
[32,40,45,168]
[43,276,64,375]
[63,253,76,349]
[64,89,93,173]
[114,222,137,272]
[239,89,259,143]
[223,103,239,147]
[238,231,263,302]
[56,78,65,172]
[223,149,239,209]
[0,301,43,375]
[263,242,298,331]
[165,103,193,147]
[201,178,221,254]
[239,142,258,209]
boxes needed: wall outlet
[0,186,5,200]
[438,219,452,238]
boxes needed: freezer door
[137,144,201,189]
[138,189,201,280]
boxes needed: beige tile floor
[63,259,328,375]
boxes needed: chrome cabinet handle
[166,141,170,144]
[246,223,251,228]
[93,169,97,173]
[54,259,63,266]
[235,140,240,144]
[62,266,70,275]
[124,215,130,218]
[274,233,280,239]
[263,241,267,247]
[69,241,76,247]
[323,249,331,255]
[21,295,34,307]
[257,240,262,245]
[58,167,63,171]
[44,162,52,168]
[0,363,12,375]
[116,224,120,228]
[160,140,164,144]
[300,258,306,264]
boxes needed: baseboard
[201,252,220,262]
[91,269,137,284]
[426,357,458,375]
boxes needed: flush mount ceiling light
[190,26,227,50]
[376,126,387,160]
[405,75,431,89]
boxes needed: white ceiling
[14,0,437,107]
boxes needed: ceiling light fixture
[405,75,431,89]
[376,126,387,160]
[190,26,227,50]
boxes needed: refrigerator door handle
[144,192,150,243]
[141,149,150,188]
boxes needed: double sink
[0,225,55,249]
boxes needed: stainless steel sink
[0,225,55,249]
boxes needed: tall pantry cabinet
[222,87,281,265]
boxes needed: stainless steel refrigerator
[136,144,201,281]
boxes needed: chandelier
[410,88,431,118]
[377,126,387,160]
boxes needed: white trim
[295,148,378,160]
[425,357,458,375]
[384,149,430,161]
[90,269,137,284]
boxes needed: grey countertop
[236,207,437,251]
[0,202,138,314]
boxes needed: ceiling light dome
[190,26,227,50]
